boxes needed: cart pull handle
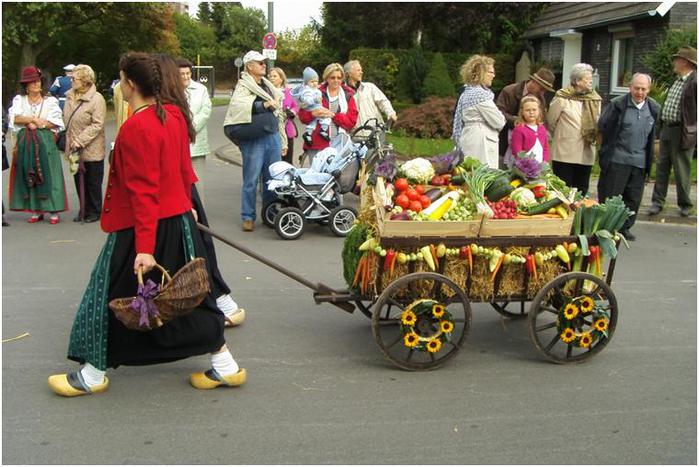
[196,223,355,314]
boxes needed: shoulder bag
[56,100,84,152]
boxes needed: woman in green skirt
[8,66,67,224]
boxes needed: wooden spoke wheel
[371,272,471,371]
[491,300,529,319]
[354,299,374,319]
[528,272,618,364]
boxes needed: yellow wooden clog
[190,368,246,390]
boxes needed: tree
[276,24,336,77]
[422,53,454,98]
[173,12,216,64]
[642,27,698,104]
[396,47,427,104]
[197,2,211,23]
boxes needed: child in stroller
[264,133,367,240]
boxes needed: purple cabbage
[373,154,398,181]
[428,150,462,175]
[512,155,542,181]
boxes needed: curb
[214,143,242,167]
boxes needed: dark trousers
[597,162,645,231]
[73,160,104,218]
[552,160,592,196]
[282,136,295,165]
[652,125,694,209]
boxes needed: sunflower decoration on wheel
[399,299,454,352]
[556,294,611,348]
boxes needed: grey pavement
[2,105,697,464]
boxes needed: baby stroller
[264,133,367,240]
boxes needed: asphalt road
[2,107,697,464]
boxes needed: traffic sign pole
[267,2,275,69]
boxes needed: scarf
[555,86,602,145]
[452,85,494,143]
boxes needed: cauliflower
[399,157,435,184]
[510,187,537,209]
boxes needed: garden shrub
[422,52,454,98]
[348,47,402,100]
[396,46,428,104]
[393,96,457,139]
[642,27,697,104]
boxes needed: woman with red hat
[8,66,68,224]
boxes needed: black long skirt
[104,212,225,368]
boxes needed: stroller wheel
[262,200,286,228]
[328,206,357,237]
[274,207,305,240]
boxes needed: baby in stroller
[264,134,367,240]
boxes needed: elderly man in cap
[649,47,697,217]
[344,60,397,140]
[223,50,284,232]
[49,64,75,111]
[496,67,555,166]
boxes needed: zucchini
[526,197,563,215]
[450,174,465,185]
[484,176,514,202]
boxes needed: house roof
[524,2,665,38]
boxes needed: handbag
[56,100,84,152]
[108,258,210,331]
[224,109,277,145]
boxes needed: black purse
[224,110,277,145]
[56,100,84,152]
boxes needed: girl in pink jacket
[508,95,549,164]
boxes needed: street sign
[262,32,277,49]
[262,49,277,60]
[234,57,243,68]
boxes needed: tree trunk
[19,43,38,70]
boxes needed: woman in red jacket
[48,52,246,397]
[298,62,358,165]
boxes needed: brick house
[523,1,697,102]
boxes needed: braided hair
[118,52,167,124]
[151,53,196,142]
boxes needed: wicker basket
[109,258,210,331]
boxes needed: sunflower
[594,318,608,332]
[426,338,442,353]
[580,296,595,313]
[562,303,579,320]
[440,320,454,333]
[578,332,593,348]
[432,304,445,318]
[560,328,576,343]
[401,310,417,326]
[403,332,420,348]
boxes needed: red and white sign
[262,32,277,50]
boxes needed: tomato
[419,195,432,209]
[409,200,423,213]
[394,178,409,192]
[395,194,410,210]
[415,185,425,195]
[405,189,420,201]
[430,175,445,186]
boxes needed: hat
[63,64,76,72]
[672,47,697,66]
[242,50,266,65]
[529,67,556,92]
[302,67,318,83]
[19,66,42,84]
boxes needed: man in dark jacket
[495,67,555,166]
[49,64,75,111]
[597,73,660,240]
[648,47,697,217]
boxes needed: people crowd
[1,45,694,397]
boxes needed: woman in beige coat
[63,64,107,223]
[547,63,602,196]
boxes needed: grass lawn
[212,97,229,107]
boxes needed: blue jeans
[238,132,281,221]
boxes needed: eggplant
[390,211,410,221]
[424,188,443,202]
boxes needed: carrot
[363,255,372,295]
[429,244,439,269]
[532,254,538,281]
[466,246,473,275]
[352,255,365,288]
[389,250,398,277]
[490,254,504,282]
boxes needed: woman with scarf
[48,52,245,397]
[8,66,67,224]
[223,50,285,232]
[297,63,358,165]
[547,63,602,196]
[452,55,506,169]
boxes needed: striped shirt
[661,72,692,123]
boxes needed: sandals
[49,215,60,225]
[224,309,246,328]
[190,368,247,390]
[48,370,109,397]
[27,214,44,223]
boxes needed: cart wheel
[491,301,529,319]
[354,300,374,319]
[274,207,305,240]
[328,206,357,237]
[372,272,471,371]
[528,272,618,364]
[262,200,286,228]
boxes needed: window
[610,33,635,94]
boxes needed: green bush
[348,47,402,100]
[396,47,427,103]
[421,52,454,98]
[642,28,698,94]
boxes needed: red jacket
[101,104,197,254]
[298,83,358,150]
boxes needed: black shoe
[73,215,83,222]
[647,204,662,216]
[84,215,100,223]
[680,207,692,217]
[302,132,313,145]
[621,230,636,241]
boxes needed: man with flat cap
[649,46,697,217]
[496,67,556,167]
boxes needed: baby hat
[303,67,319,83]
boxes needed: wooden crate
[478,215,573,237]
[377,205,482,238]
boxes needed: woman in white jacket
[452,55,506,168]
